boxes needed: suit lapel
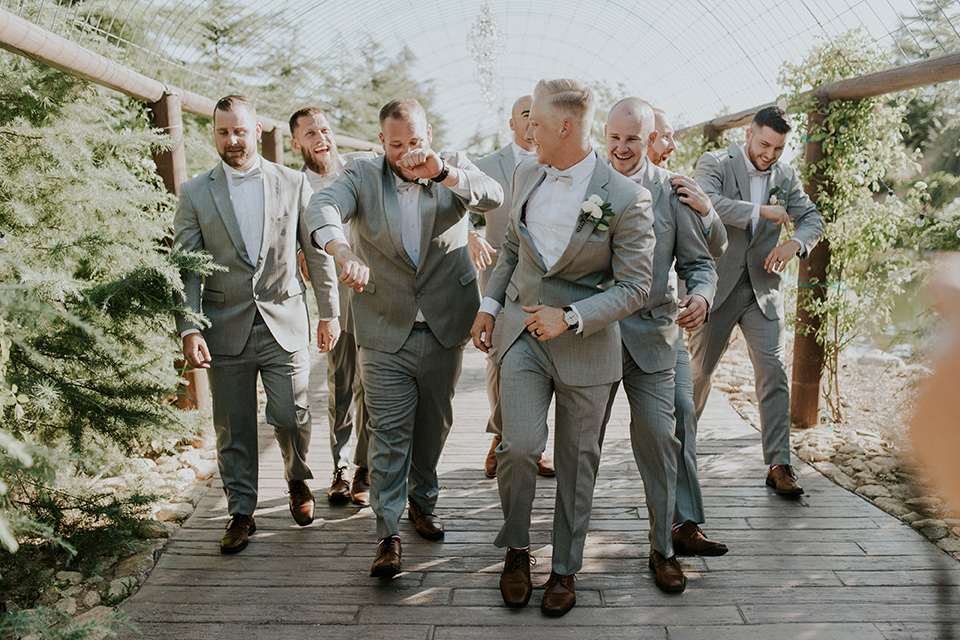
[496,146,514,185]
[379,160,417,270]
[208,165,254,267]
[417,185,437,273]
[730,143,753,209]
[547,162,610,276]
[516,169,547,273]
[641,158,664,217]
[257,161,279,267]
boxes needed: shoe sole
[673,544,729,557]
[540,599,575,616]
[765,478,805,496]
[408,512,444,540]
[327,493,351,504]
[499,584,531,609]
[537,470,556,478]
[370,564,401,578]
[485,470,497,478]
[220,523,256,554]
[350,495,371,507]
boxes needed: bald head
[510,95,533,150]
[605,98,656,177]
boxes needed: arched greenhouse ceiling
[6,0,959,149]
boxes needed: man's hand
[468,228,497,271]
[298,250,309,282]
[316,317,341,354]
[764,239,802,273]
[182,332,211,369]
[759,204,791,229]
[398,148,445,180]
[676,294,708,331]
[671,175,712,216]
[326,238,369,292]
[522,305,567,340]
[471,312,496,353]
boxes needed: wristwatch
[431,159,450,183]
[562,306,578,331]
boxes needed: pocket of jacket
[506,281,519,301]
[459,269,478,286]
[201,289,225,303]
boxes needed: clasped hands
[471,305,567,353]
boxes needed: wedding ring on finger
[534,329,541,337]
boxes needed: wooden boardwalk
[120,348,960,639]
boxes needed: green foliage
[778,31,941,422]
[0,606,135,640]
[671,126,741,177]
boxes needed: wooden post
[261,127,284,164]
[149,91,211,412]
[703,124,721,149]
[790,106,830,427]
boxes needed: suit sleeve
[172,186,204,335]
[296,172,339,318]
[446,152,503,215]
[783,171,825,260]
[305,164,361,249]
[705,213,728,258]
[695,151,755,230]
[483,175,521,305]
[574,188,656,337]
[674,200,718,309]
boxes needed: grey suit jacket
[485,157,656,387]
[620,160,717,374]
[307,153,503,353]
[474,146,516,293]
[695,143,824,320]
[174,160,339,356]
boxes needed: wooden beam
[0,7,381,153]
[678,50,960,136]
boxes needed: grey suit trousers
[603,353,681,558]
[359,327,463,540]
[495,332,609,576]
[674,336,706,524]
[207,316,313,516]
[326,330,370,469]
[687,270,792,465]
[484,309,504,436]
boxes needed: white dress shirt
[737,142,769,234]
[223,155,265,264]
[478,152,597,332]
[511,141,537,166]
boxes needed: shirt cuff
[479,296,502,318]
[568,304,584,334]
[317,316,337,322]
[701,206,719,231]
[313,226,347,251]
[180,328,200,339]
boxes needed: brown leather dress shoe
[536,453,556,477]
[408,498,444,540]
[672,520,728,556]
[220,514,255,554]
[766,464,804,496]
[485,435,501,478]
[370,537,402,578]
[541,572,576,616]
[649,550,686,593]
[327,467,350,503]
[287,479,315,526]
[350,466,371,507]
[499,547,532,608]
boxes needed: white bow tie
[518,149,537,160]
[231,167,262,185]
[747,168,771,178]
[544,166,573,186]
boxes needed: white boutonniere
[768,185,784,206]
[576,194,614,232]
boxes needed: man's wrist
[431,159,450,183]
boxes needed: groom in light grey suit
[689,106,824,496]
[174,95,340,554]
[472,78,656,617]
[307,98,502,579]
[601,98,717,593]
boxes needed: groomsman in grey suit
[174,95,340,554]
[602,98,717,593]
[472,78,656,617]
[307,98,503,578]
[473,95,554,479]
[290,106,375,507]
[646,108,731,559]
[690,106,824,496]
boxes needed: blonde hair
[533,78,595,134]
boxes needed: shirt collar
[548,150,596,187]
[511,142,536,165]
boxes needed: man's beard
[746,143,770,171]
[303,149,341,176]
[221,146,252,169]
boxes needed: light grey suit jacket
[621,160,717,374]
[695,143,824,320]
[485,157,657,387]
[474,145,516,293]
[174,160,339,356]
[306,153,503,353]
